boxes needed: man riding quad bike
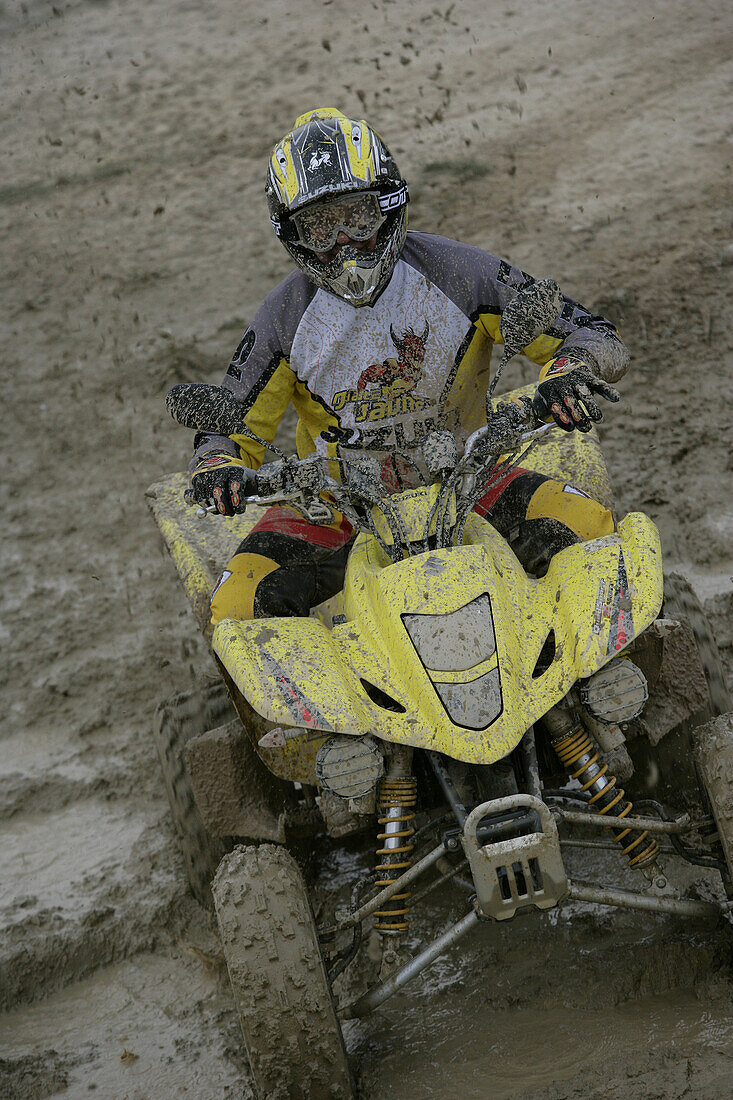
[188,107,627,622]
[151,108,733,1099]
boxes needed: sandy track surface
[1,0,731,1096]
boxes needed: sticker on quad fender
[605,551,635,656]
[261,651,333,730]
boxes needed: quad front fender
[213,513,663,765]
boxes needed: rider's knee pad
[525,479,614,542]
[508,517,579,577]
[253,563,318,618]
[209,552,280,626]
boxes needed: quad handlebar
[184,398,554,561]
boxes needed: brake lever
[464,417,553,460]
[190,490,296,517]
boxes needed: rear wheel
[626,573,731,815]
[628,576,732,894]
[154,684,234,908]
[663,572,731,718]
[212,843,354,1100]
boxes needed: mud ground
[1,0,732,1096]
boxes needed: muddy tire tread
[213,843,353,1100]
[154,686,231,908]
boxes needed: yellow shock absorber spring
[374,777,417,933]
[553,724,659,870]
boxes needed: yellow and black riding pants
[209,467,613,627]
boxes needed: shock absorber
[546,702,659,872]
[373,776,417,933]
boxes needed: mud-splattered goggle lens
[293,192,386,252]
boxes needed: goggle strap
[378,184,409,212]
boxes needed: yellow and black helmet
[266,108,409,307]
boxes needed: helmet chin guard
[303,215,406,308]
[266,108,409,307]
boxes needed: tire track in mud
[0,800,194,1012]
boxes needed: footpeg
[462,795,568,920]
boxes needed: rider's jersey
[192,231,624,488]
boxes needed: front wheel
[212,844,354,1100]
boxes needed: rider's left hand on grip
[533,358,619,433]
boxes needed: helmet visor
[292,191,386,253]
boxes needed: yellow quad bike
[149,283,733,1100]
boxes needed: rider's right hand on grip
[191,459,257,515]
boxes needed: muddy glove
[532,355,619,433]
[191,454,257,515]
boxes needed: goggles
[292,191,386,253]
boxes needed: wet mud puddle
[356,988,733,1098]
